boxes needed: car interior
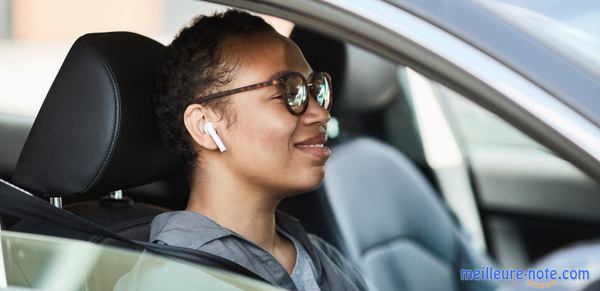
[1,9,600,291]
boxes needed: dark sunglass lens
[313,73,331,111]
[284,74,307,114]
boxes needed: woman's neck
[186,169,283,252]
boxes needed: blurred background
[0,0,295,118]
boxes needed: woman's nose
[302,95,330,125]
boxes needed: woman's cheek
[257,111,296,144]
[234,100,297,153]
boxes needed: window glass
[1,231,279,290]
[435,84,548,153]
[431,77,600,221]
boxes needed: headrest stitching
[79,38,121,194]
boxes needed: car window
[1,230,280,291]
[437,84,548,153]
[390,66,600,265]
[428,72,600,222]
[386,65,594,255]
[432,74,600,266]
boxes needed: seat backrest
[10,32,182,244]
[287,26,497,291]
[325,138,495,291]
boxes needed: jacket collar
[149,210,323,282]
[149,210,232,249]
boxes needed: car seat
[9,32,181,246]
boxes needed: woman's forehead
[227,33,312,83]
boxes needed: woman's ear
[183,104,219,151]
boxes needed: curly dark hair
[155,9,277,178]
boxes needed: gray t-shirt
[148,210,368,291]
[279,228,320,291]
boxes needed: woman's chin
[289,173,325,195]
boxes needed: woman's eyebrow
[267,70,292,80]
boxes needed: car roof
[389,0,600,129]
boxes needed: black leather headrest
[12,32,181,198]
[291,27,398,116]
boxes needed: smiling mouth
[296,144,325,148]
[294,133,330,159]
[295,143,330,159]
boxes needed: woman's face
[216,32,331,197]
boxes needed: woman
[151,9,369,291]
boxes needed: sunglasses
[196,71,332,115]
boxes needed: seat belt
[0,178,269,284]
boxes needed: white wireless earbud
[202,122,227,152]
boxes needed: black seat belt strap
[0,179,269,283]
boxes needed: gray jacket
[149,210,369,291]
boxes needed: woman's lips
[294,134,330,159]
[295,144,331,159]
